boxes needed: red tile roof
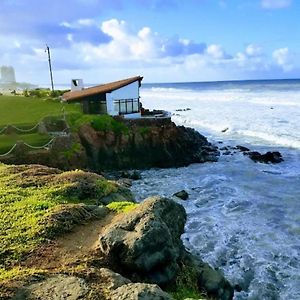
[63,76,143,102]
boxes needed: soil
[23,212,116,271]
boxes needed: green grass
[0,133,51,154]
[0,95,81,128]
[0,164,119,274]
[106,201,138,213]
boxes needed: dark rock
[78,122,219,171]
[235,145,250,152]
[173,190,189,200]
[220,147,229,151]
[98,196,186,286]
[197,264,234,300]
[221,127,229,133]
[246,151,283,164]
[110,283,173,300]
[182,255,234,300]
[223,151,231,156]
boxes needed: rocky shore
[0,163,233,300]
[0,118,219,171]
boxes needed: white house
[63,76,143,119]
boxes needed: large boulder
[98,196,187,285]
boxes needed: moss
[0,267,44,282]
[166,263,208,300]
[106,201,138,213]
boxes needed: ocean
[130,79,300,300]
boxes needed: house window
[113,98,139,114]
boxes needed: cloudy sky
[0,0,299,85]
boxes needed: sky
[0,0,300,85]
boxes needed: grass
[0,95,81,128]
[0,164,120,276]
[0,133,51,154]
[166,263,208,300]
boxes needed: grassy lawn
[0,95,81,128]
[0,133,52,154]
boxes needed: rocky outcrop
[98,196,234,299]
[99,196,186,286]
[245,151,283,164]
[78,120,219,171]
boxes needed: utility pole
[45,44,54,92]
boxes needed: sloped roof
[63,76,143,102]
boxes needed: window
[114,98,139,114]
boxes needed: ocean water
[131,79,300,300]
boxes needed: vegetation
[0,164,118,278]
[0,94,81,128]
[0,133,51,154]
[106,201,138,213]
[167,263,208,300]
[67,113,129,134]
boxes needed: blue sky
[0,0,299,84]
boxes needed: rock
[98,196,186,285]
[173,190,189,200]
[235,145,250,152]
[184,255,234,300]
[98,268,131,290]
[13,275,90,300]
[121,170,142,180]
[246,151,283,164]
[197,263,234,300]
[110,283,173,300]
[78,122,219,170]
[221,127,229,133]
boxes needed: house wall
[106,81,140,116]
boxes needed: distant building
[63,76,143,119]
[0,66,16,83]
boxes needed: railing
[114,98,139,115]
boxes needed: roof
[63,76,143,102]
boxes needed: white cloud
[206,44,225,59]
[272,47,293,71]
[261,0,292,9]
[245,44,262,57]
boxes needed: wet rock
[221,127,229,133]
[196,262,234,300]
[173,190,189,200]
[98,196,186,286]
[223,151,231,156]
[121,170,142,180]
[235,145,250,152]
[110,283,173,300]
[246,151,283,164]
